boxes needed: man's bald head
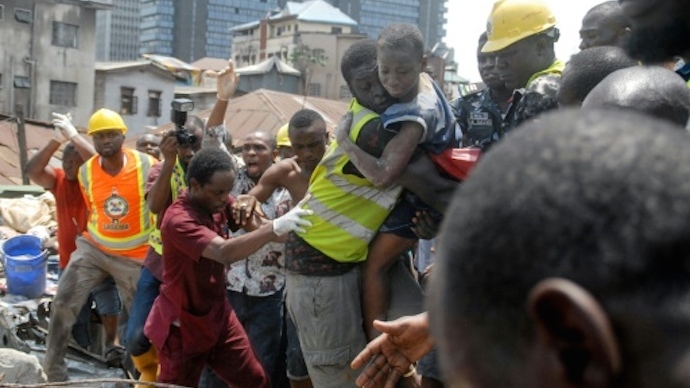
[582,66,690,126]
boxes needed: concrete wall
[95,67,175,137]
[0,0,100,125]
[239,71,300,94]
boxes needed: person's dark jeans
[124,267,161,356]
[200,289,284,388]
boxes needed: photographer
[126,101,204,386]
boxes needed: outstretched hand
[272,201,313,236]
[351,313,434,388]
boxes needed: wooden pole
[15,104,30,185]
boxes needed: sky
[444,0,606,82]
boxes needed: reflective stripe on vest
[79,149,154,256]
[298,99,402,263]
[149,158,187,255]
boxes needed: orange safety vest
[78,148,155,259]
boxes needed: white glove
[272,205,313,236]
[52,125,68,143]
[52,112,78,142]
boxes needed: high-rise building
[140,0,281,63]
[280,0,448,49]
[96,0,142,61]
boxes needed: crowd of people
[22,0,690,387]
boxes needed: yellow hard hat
[87,108,128,135]
[276,123,291,147]
[482,0,557,53]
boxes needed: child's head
[376,23,425,101]
[341,39,395,114]
[558,46,637,107]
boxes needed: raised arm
[336,114,423,188]
[206,59,240,129]
[52,113,96,160]
[25,139,60,189]
[146,133,178,214]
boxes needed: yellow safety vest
[298,99,402,263]
[78,149,155,259]
[526,59,566,88]
[148,158,187,255]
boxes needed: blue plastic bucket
[2,235,47,299]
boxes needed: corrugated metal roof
[95,60,151,71]
[0,116,65,185]
[191,57,231,72]
[146,89,348,148]
[285,0,357,26]
[231,0,357,32]
[236,57,302,76]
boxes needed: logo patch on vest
[469,112,493,126]
[103,188,130,231]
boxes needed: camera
[170,98,197,146]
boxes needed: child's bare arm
[337,114,423,188]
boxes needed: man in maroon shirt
[144,148,311,387]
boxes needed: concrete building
[94,61,176,137]
[236,56,302,95]
[231,0,365,100]
[95,0,142,61]
[279,0,448,49]
[140,0,281,63]
[0,0,109,125]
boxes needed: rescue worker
[44,108,156,382]
[481,0,565,132]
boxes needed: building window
[0,5,5,21]
[147,90,161,117]
[52,22,78,48]
[308,83,321,97]
[332,27,342,34]
[120,87,137,115]
[14,76,31,89]
[339,85,352,99]
[49,81,77,106]
[14,8,31,24]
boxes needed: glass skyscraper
[101,0,447,63]
[96,0,144,61]
[140,0,280,62]
[282,0,449,49]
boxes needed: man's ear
[189,177,199,190]
[272,148,279,162]
[528,278,621,386]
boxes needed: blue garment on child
[380,72,462,154]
